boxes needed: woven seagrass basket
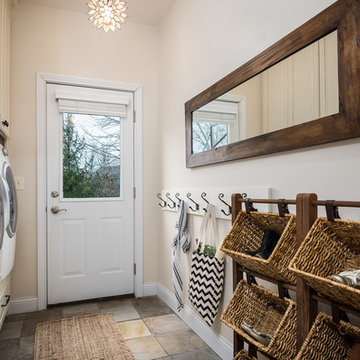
[221,281,297,360]
[289,217,360,309]
[233,350,256,360]
[295,312,360,360]
[220,211,297,283]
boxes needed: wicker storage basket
[233,350,256,360]
[220,211,297,283]
[221,280,297,360]
[289,217,360,309]
[295,312,360,360]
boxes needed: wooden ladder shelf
[231,193,360,359]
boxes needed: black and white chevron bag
[188,204,225,326]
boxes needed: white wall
[9,3,160,298]
[157,0,360,345]
[9,0,360,352]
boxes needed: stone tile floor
[0,296,221,360]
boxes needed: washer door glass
[0,178,5,249]
[5,165,17,238]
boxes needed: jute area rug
[34,313,135,360]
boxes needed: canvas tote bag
[188,204,225,326]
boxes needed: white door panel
[46,84,134,304]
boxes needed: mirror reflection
[192,31,338,154]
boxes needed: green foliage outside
[62,113,121,198]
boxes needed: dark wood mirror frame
[185,0,360,168]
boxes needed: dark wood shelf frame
[230,193,360,358]
[237,266,296,293]
[312,294,360,319]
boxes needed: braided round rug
[34,313,135,360]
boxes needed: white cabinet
[0,275,10,330]
[0,0,12,138]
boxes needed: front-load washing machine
[0,146,17,279]
[0,150,5,260]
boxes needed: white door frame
[37,73,143,310]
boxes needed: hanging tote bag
[188,204,225,326]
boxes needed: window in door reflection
[192,95,244,154]
[192,122,229,153]
[62,113,121,199]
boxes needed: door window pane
[62,113,121,198]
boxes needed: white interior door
[46,84,134,304]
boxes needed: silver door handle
[51,206,67,214]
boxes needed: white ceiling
[18,0,174,26]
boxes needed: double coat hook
[218,193,232,216]
[175,193,181,207]
[166,192,176,209]
[201,192,209,212]
[157,193,166,208]
[187,193,200,212]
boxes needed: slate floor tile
[25,308,63,321]
[156,329,208,355]
[0,321,23,340]
[132,296,173,318]
[4,313,26,323]
[199,348,221,359]
[98,298,133,310]
[21,319,42,337]
[101,303,140,322]
[19,335,34,358]
[144,314,188,335]
[157,348,221,359]
[156,349,221,360]
[118,319,151,340]
[0,338,20,359]
[62,303,99,317]
[126,335,167,360]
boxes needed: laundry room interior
[0,0,360,359]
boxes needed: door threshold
[47,293,135,308]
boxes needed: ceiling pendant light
[88,0,128,32]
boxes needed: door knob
[51,191,59,198]
[51,206,67,214]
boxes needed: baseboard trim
[142,282,157,297]
[8,297,38,315]
[156,282,233,360]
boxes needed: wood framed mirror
[185,0,360,168]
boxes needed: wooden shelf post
[295,193,318,350]
[231,194,243,356]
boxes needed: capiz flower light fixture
[88,0,128,32]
